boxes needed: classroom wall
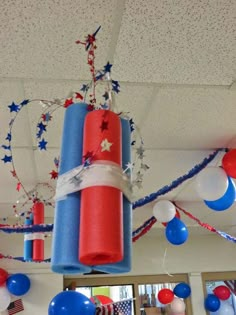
[1,231,235,314]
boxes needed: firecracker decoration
[1,27,236,268]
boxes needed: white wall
[131,232,236,314]
[1,231,236,314]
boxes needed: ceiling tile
[0,80,33,146]
[24,80,88,147]
[115,83,155,125]
[0,0,117,80]
[113,0,236,85]
[141,86,236,149]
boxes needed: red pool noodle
[33,201,44,261]
[79,110,123,265]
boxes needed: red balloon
[222,149,236,178]
[90,295,113,305]
[213,285,231,300]
[0,268,8,286]
[158,288,174,304]
[162,209,181,227]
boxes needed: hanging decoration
[1,25,236,273]
[49,26,135,274]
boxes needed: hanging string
[162,248,174,277]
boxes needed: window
[64,274,192,315]
[202,271,236,315]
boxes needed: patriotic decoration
[7,299,24,315]
[224,280,236,295]
[96,299,133,315]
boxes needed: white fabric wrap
[24,233,45,241]
[55,161,133,202]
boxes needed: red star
[88,49,94,56]
[49,170,58,179]
[16,182,21,192]
[75,92,83,100]
[87,104,94,111]
[11,170,16,177]
[87,34,95,45]
[64,98,74,108]
[100,120,109,132]
[88,59,93,66]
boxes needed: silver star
[141,163,150,171]
[123,162,134,173]
[133,180,143,189]
[136,146,145,159]
[101,138,113,152]
[136,172,144,182]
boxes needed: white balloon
[217,302,234,315]
[0,287,11,311]
[153,200,176,222]
[170,298,186,313]
[195,167,228,201]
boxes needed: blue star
[1,145,11,150]
[5,133,12,141]
[80,84,89,92]
[20,99,29,106]
[2,155,12,163]
[8,102,19,112]
[45,112,51,122]
[36,130,43,139]
[112,85,120,93]
[101,103,109,110]
[112,80,120,87]
[54,157,59,167]
[104,62,112,73]
[95,72,104,81]
[37,122,47,132]
[38,138,47,150]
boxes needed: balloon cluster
[0,268,30,311]
[196,149,236,211]
[157,282,191,314]
[153,200,188,245]
[204,285,234,314]
[48,291,97,315]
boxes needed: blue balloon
[204,294,221,312]
[48,291,96,315]
[6,273,31,296]
[165,218,188,245]
[204,176,236,211]
[173,282,191,299]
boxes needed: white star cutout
[101,138,113,152]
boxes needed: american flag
[96,299,133,315]
[224,280,236,295]
[7,299,24,315]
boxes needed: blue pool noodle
[23,216,33,261]
[51,103,91,274]
[95,117,132,273]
